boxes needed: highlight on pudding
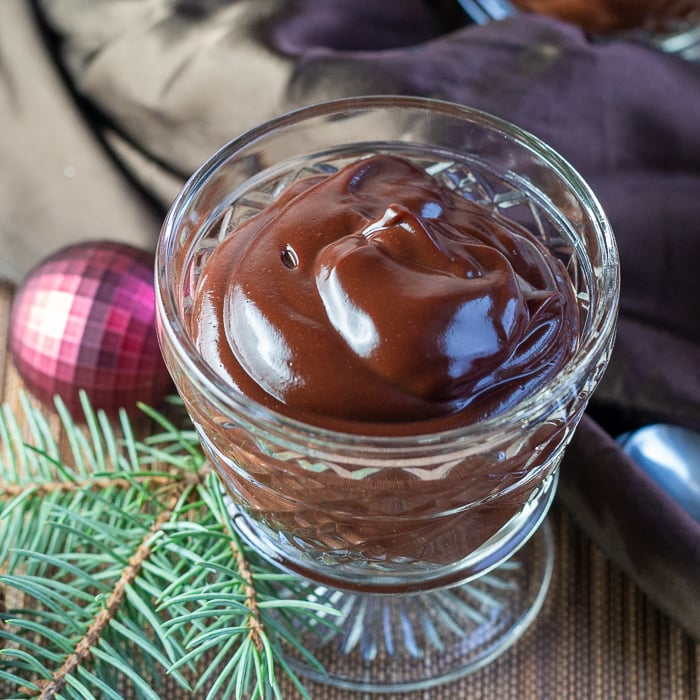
[188,154,580,435]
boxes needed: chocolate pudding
[190,154,579,434]
[183,154,580,571]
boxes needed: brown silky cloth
[1,0,699,643]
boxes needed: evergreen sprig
[0,392,339,699]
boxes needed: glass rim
[155,94,620,450]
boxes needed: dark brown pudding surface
[190,154,579,435]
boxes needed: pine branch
[28,490,183,699]
[0,392,340,699]
[224,506,264,652]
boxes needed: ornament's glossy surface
[10,240,171,415]
[619,424,700,522]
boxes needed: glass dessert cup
[155,96,619,693]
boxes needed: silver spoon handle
[456,0,516,24]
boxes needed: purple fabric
[270,0,444,51]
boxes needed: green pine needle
[0,391,340,699]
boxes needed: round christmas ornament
[9,240,172,416]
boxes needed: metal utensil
[456,0,516,24]
[618,424,700,523]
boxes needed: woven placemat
[1,280,698,699]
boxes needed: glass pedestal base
[270,521,554,694]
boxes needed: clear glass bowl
[155,95,619,691]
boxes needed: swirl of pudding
[190,154,579,434]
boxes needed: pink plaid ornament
[10,240,171,416]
